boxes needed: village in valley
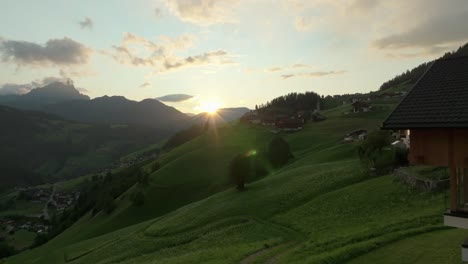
[0,151,157,251]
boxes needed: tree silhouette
[268,137,293,168]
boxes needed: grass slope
[5,101,461,264]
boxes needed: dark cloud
[281,70,346,79]
[79,17,93,30]
[0,37,91,66]
[156,94,194,102]
[373,10,468,51]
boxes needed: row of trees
[256,92,322,114]
[229,137,293,190]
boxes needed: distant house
[260,114,276,126]
[276,117,303,131]
[343,129,367,142]
[351,100,371,113]
[382,56,468,261]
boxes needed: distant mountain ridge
[0,82,251,131]
[190,107,250,125]
[0,82,189,131]
[42,96,189,131]
[0,82,89,109]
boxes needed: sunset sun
[202,101,221,114]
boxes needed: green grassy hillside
[5,102,465,264]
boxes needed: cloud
[0,76,71,95]
[104,32,234,73]
[165,0,239,25]
[294,17,313,31]
[289,0,468,58]
[373,10,468,52]
[154,8,163,19]
[139,82,151,88]
[79,17,93,30]
[280,70,346,79]
[265,63,312,72]
[0,37,92,67]
[267,67,282,72]
[162,50,234,71]
[76,87,89,94]
[291,63,311,68]
[156,94,194,102]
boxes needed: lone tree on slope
[268,137,293,168]
[229,153,251,190]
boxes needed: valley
[2,95,464,263]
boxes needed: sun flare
[201,101,221,114]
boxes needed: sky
[1,0,468,113]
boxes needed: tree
[358,130,394,173]
[229,154,251,190]
[358,130,392,161]
[267,137,293,168]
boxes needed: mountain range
[0,82,249,131]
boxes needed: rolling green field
[4,102,466,264]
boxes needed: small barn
[351,100,371,113]
[382,56,468,261]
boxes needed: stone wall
[393,168,449,192]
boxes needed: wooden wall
[409,129,468,167]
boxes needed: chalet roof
[382,56,468,129]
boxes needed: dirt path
[240,244,285,264]
[266,243,296,264]
[42,185,55,220]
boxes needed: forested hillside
[0,106,169,190]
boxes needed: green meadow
[4,102,466,264]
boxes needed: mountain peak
[24,81,89,103]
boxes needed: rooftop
[382,56,468,129]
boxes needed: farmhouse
[382,56,468,261]
[351,100,371,113]
[276,117,303,131]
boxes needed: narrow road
[42,185,55,221]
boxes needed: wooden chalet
[276,117,303,131]
[382,56,468,261]
[351,100,371,113]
